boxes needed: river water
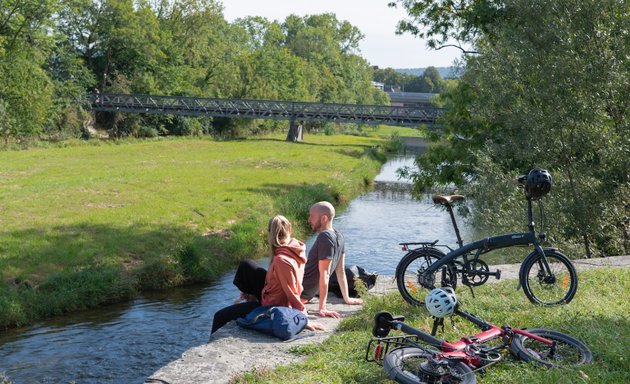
[0,155,468,384]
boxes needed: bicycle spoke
[524,251,576,305]
[521,331,591,367]
[397,250,458,306]
[384,348,476,383]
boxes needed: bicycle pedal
[495,269,501,279]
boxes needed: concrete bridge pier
[286,119,303,142]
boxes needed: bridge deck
[89,94,442,127]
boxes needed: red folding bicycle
[366,288,592,383]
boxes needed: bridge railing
[89,93,443,127]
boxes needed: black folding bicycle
[396,169,578,306]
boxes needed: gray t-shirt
[301,229,345,299]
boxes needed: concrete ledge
[146,294,370,384]
[146,256,629,384]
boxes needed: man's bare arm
[317,259,340,318]
[335,253,363,305]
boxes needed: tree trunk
[286,119,303,142]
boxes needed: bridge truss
[89,93,443,127]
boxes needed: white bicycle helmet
[425,287,458,317]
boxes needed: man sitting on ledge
[301,201,363,318]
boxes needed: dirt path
[146,255,629,384]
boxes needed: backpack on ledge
[236,305,308,341]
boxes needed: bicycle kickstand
[431,316,445,336]
[462,279,476,298]
[468,284,476,298]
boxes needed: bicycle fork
[516,244,555,291]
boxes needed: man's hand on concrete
[344,297,363,305]
[305,321,326,331]
[317,308,341,318]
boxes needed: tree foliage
[0,0,387,140]
[404,0,629,256]
[373,66,446,93]
[388,0,505,52]
[0,0,58,139]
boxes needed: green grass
[358,125,425,138]
[0,131,402,328]
[232,268,630,383]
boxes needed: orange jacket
[261,238,307,311]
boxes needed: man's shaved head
[311,201,335,219]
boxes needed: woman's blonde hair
[268,215,292,258]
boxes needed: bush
[138,126,159,138]
[167,116,204,136]
[177,245,210,283]
[134,258,184,291]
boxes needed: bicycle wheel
[396,249,457,306]
[521,250,578,305]
[510,328,593,367]
[383,347,476,384]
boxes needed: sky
[219,0,461,69]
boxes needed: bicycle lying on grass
[396,168,578,307]
[366,288,592,383]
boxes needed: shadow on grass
[249,136,390,162]
[248,136,377,148]
[0,221,266,329]
[1,223,196,276]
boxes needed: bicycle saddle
[432,194,465,205]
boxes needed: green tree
[55,0,246,136]
[282,13,378,104]
[230,12,387,139]
[421,67,445,93]
[45,33,96,138]
[233,17,311,101]
[373,67,409,89]
[0,0,57,138]
[388,0,504,52]
[402,0,629,256]
[373,66,445,93]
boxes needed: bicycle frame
[367,309,556,369]
[415,195,555,289]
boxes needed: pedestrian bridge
[89,93,443,127]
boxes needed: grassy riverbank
[0,129,416,329]
[233,267,629,383]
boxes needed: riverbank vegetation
[233,268,629,383]
[392,0,629,259]
[0,129,414,329]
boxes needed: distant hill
[395,67,461,78]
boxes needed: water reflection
[330,156,464,275]
[0,155,468,384]
[0,273,242,384]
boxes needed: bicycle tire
[509,328,593,367]
[521,250,578,305]
[383,347,477,384]
[396,249,457,306]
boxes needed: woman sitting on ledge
[211,215,324,334]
